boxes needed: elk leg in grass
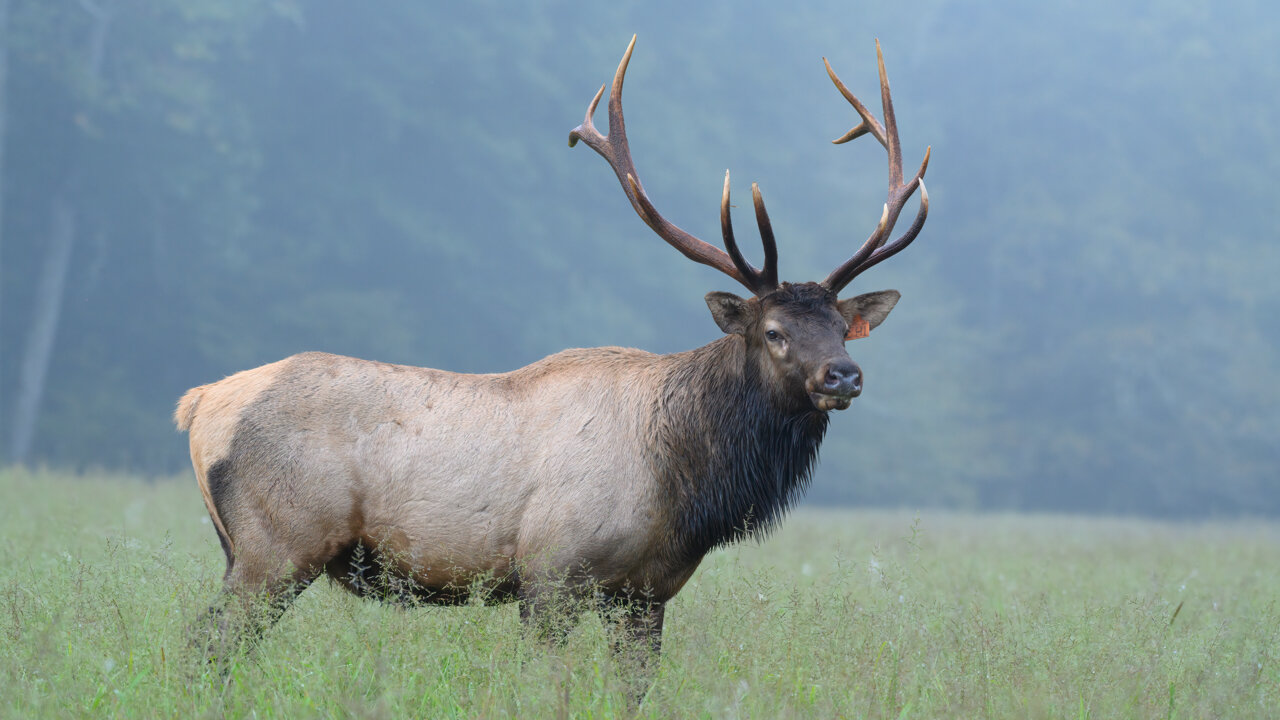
[190,559,319,673]
[600,594,665,701]
[517,580,588,647]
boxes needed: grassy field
[1,468,1277,718]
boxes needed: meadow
[1,468,1276,718]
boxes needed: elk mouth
[808,390,854,412]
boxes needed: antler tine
[718,171,776,295]
[570,36,780,296]
[752,183,779,289]
[720,171,758,290]
[876,40,904,189]
[824,57,886,148]
[821,41,931,294]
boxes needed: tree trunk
[5,0,111,464]
[7,193,74,462]
[0,0,10,456]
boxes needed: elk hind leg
[190,546,319,674]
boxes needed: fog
[2,1,1276,516]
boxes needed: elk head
[570,36,929,413]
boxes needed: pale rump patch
[176,356,294,561]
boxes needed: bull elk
[176,36,929,684]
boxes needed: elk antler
[569,35,778,297]
[820,40,930,294]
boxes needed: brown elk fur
[177,285,898,660]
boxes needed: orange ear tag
[845,314,870,340]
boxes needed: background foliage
[1,0,1276,515]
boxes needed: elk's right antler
[569,35,779,297]
[820,40,930,295]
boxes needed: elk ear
[838,289,901,332]
[705,291,753,335]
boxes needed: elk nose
[824,361,863,397]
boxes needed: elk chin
[808,391,853,412]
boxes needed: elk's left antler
[820,40,930,294]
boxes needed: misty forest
[1,1,1277,517]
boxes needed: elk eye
[765,330,781,342]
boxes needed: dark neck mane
[649,335,829,565]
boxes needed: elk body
[177,37,930,676]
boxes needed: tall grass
[1,467,1276,718]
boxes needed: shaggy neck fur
[650,335,829,566]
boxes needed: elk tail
[174,386,203,432]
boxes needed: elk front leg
[601,595,665,704]
[517,580,587,647]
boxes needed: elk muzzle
[807,358,862,411]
